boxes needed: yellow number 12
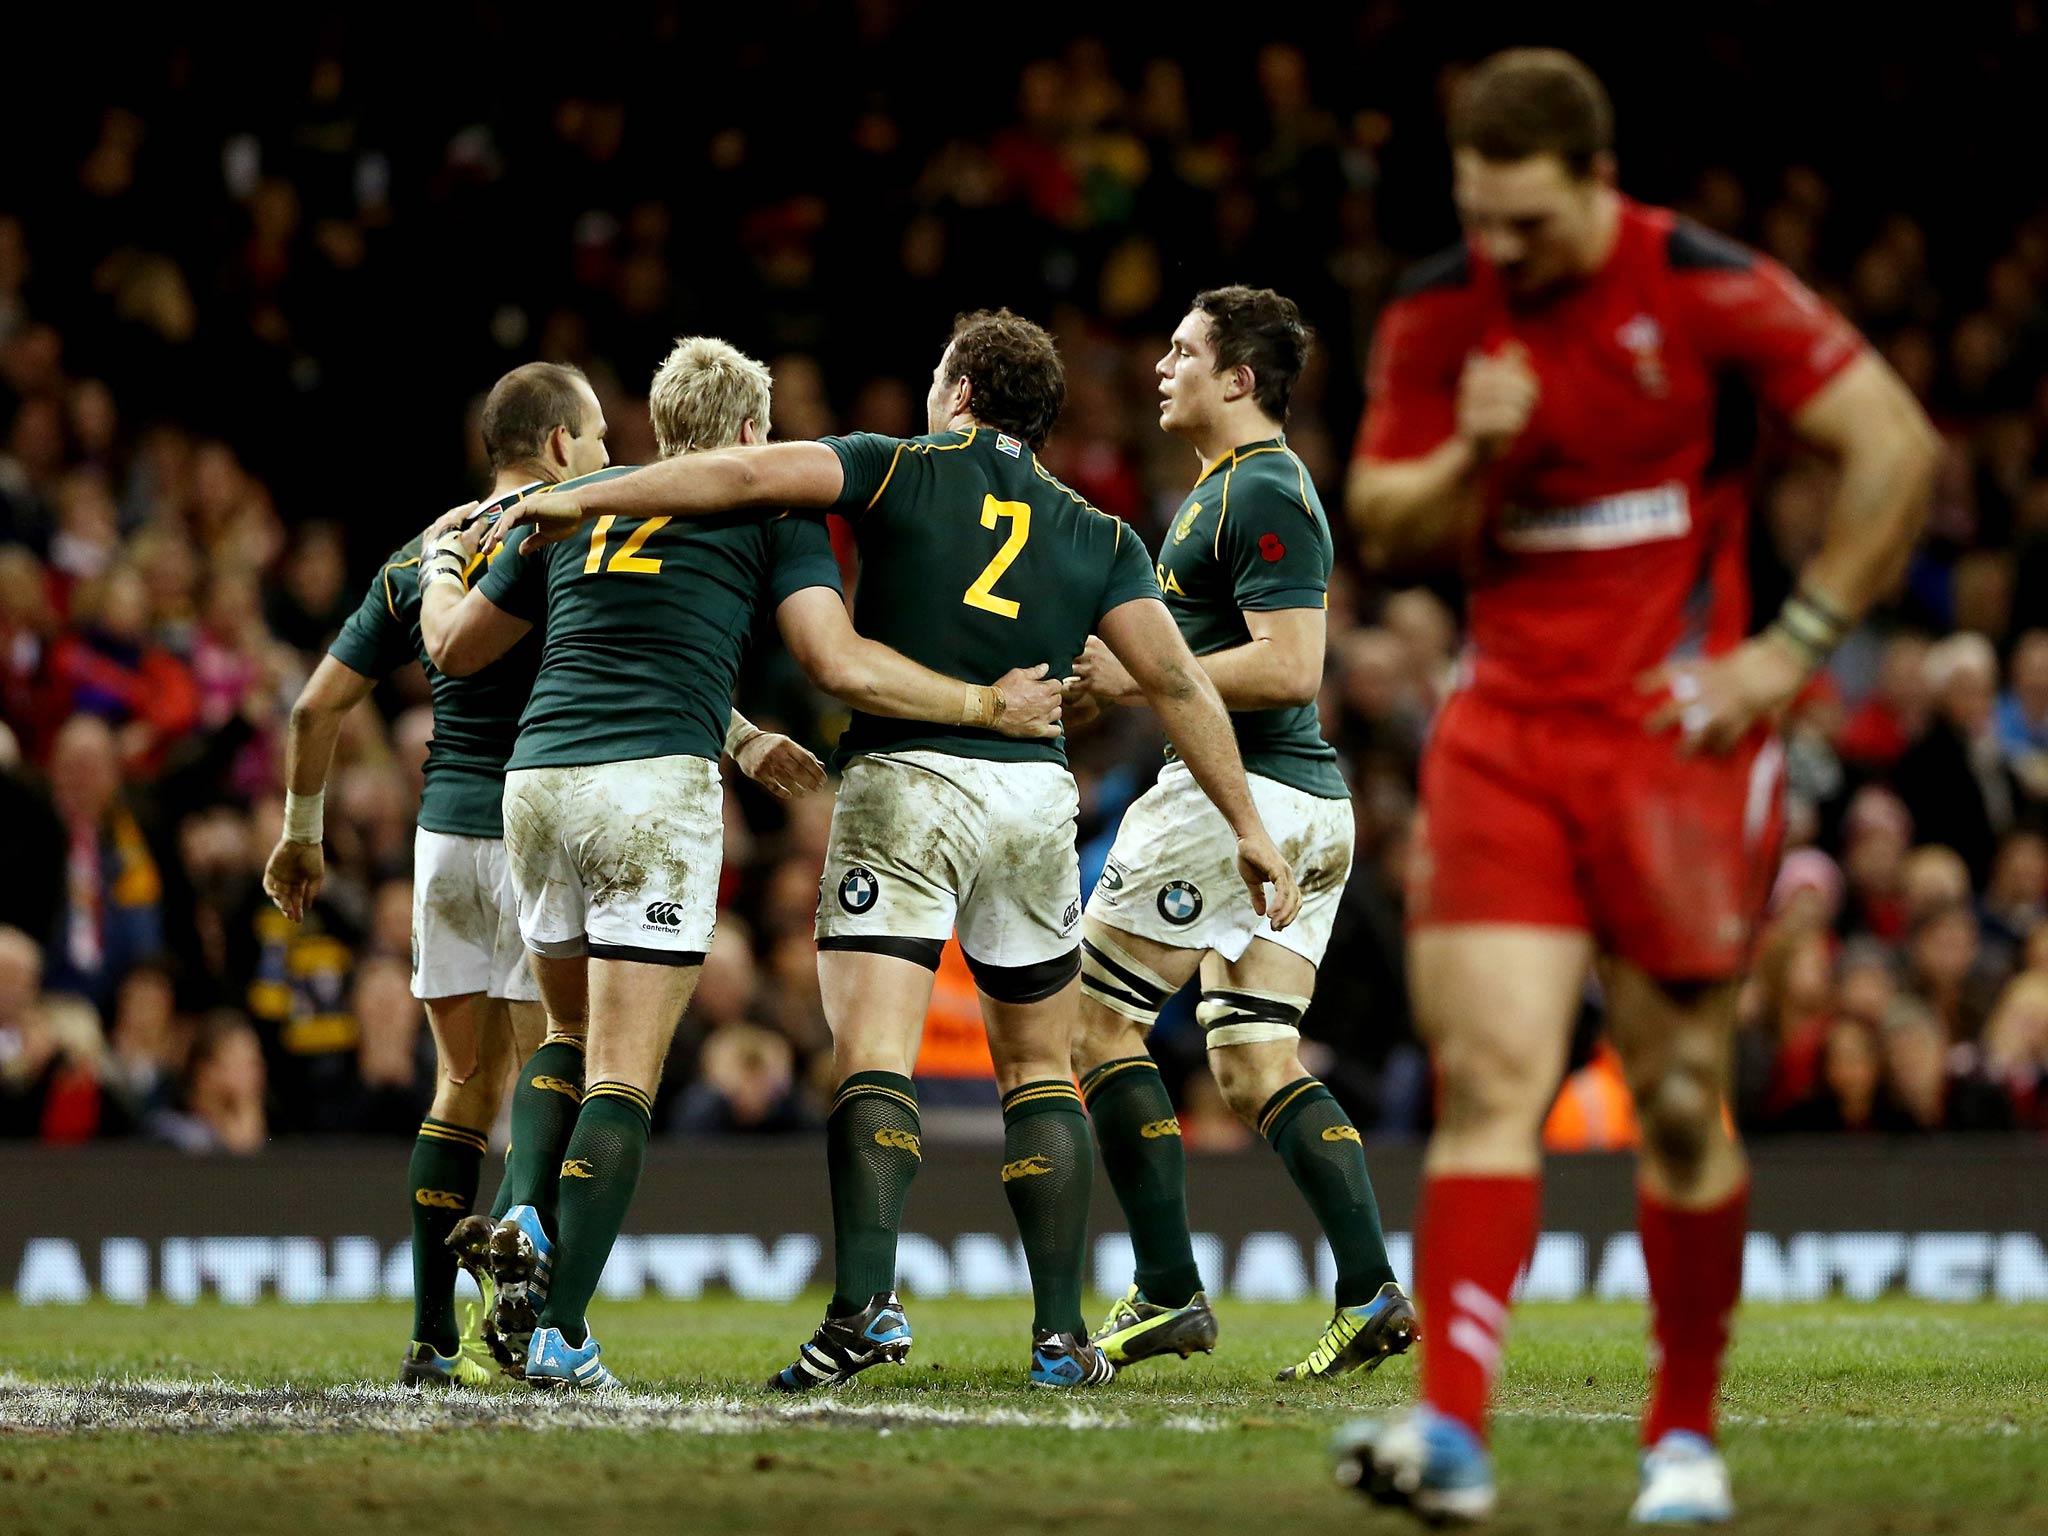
[962,496,1030,618]
[583,514,671,575]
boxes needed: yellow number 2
[583,514,672,575]
[962,496,1030,618]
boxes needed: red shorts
[1409,690,1784,981]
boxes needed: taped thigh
[1196,986,1309,1049]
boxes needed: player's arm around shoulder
[417,504,533,678]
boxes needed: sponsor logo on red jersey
[1495,483,1690,554]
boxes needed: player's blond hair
[649,337,772,457]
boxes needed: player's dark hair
[1449,48,1614,178]
[1192,286,1313,423]
[941,309,1065,450]
[480,361,591,471]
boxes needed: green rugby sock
[1259,1078,1397,1307]
[408,1118,486,1354]
[1001,1080,1094,1337]
[490,1036,586,1231]
[826,1072,923,1313]
[538,1083,652,1347]
[1081,1056,1202,1308]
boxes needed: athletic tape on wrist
[724,712,761,757]
[282,788,324,844]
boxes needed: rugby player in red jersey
[1333,49,1937,1525]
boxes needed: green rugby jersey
[479,465,844,771]
[825,427,1162,767]
[327,492,544,838]
[1152,437,1346,799]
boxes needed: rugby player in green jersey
[491,310,1301,1389]
[1064,288,1413,1382]
[419,337,1063,1389]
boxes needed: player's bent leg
[979,975,1113,1387]
[767,947,937,1392]
[1194,942,1410,1381]
[525,955,699,1390]
[1071,920,1214,1362]
[1605,964,1746,1522]
[1410,924,1589,1447]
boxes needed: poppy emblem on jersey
[839,866,879,915]
[1157,880,1203,925]
[996,433,1023,458]
[1259,533,1286,562]
[1617,313,1669,398]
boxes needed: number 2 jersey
[823,427,1162,767]
[476,464,844,771]
[1356,195,1865,720]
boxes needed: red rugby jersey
[1357,197,1863,716]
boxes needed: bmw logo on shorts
[839,866,880,915]
[1157,880,1203,925]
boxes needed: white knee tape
[1080,929,1176,1028]
[1197,987,1309,1049]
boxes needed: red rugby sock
[1417,1172,1540,1442]
[1639,1179,1748,1446]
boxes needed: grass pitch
[2,1297,2043,1535]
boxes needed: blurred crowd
[3,7,2047,1149]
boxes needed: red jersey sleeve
[1357,294,1464,463]
[1674,245,1864,420]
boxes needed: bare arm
[263,654,376,921]
[489,443,848,551]
[773,586,1062,738]
[421,580,533,678]
[1096,597,1301,926]
[1076,607,1324,711]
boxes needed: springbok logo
[874,1128,923,1158]
[1001,1155,1055,1182]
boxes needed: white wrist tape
[282,788,324,844]
[724,713,762,756]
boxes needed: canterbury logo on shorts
[643,901,684,929]
[560,1158,595,1179]
[1001,1155,1055,1182]
[873,1128,922,1158]
[532,1074,581,1099]
[1139,1118,1182,1140]
[413,1189,465,1209]
[1321,1125,1362,1144]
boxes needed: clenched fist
[1456,342,1539,459]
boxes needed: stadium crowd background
[2,5,2047,1152]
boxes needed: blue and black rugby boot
[1277,1281,1417,1382]
[485,1205,552,1374]
[524,1325,620,1391]
[767,1291,913,1392]
[1088,1285,1219,1367]
[1332,1405,1496,1525]
[1028,1329,1117,1388]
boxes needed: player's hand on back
[1233,829,1302,930]
[423,500,482,552]
[1059,675,1103,732]
[485,492,588,553]
[1069,634,1143,706]
[1640,635,1809,757]
[991,663,1064,740]
[262,838,325,924]
[1456,341,1538,460]
[735,731,827,801]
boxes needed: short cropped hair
[649,337,772,456]
[480,362,591,471]
[1449,48,1614,177]
[942,309,1064,450]
[1192,286,1313,423]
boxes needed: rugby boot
[1277,1281,1417,1381]
[485,1205,551,1373]
[766,1291,913,1392]
[398,1340,493,1390]
[1333,1406,1496,1524]
[1029,1329,1117,1388]
[524,1325,620,1391]
[1088,1285,1219,1367]
[1631,1432,1734,1525]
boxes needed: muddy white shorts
[1084,760,1353,967]
[502,754,722,965]
[410,828,541,1002]
[815,750,1081,1003]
